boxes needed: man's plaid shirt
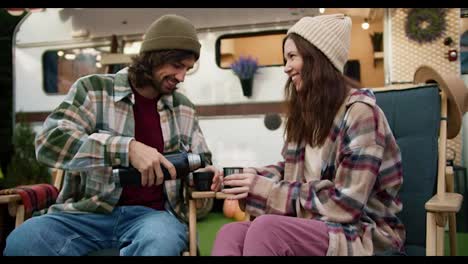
[35,67,212,219]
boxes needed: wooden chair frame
[413,65,465,256]
[422,90,463,256]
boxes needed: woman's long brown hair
[284,33,361,147]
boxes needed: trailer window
[216,30,287,69]
[42,46,118,95]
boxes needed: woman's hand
[222,167,256,200]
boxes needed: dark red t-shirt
[117,86,165,210]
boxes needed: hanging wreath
[405,8,447,44]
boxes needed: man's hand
[128,140,176,187]
[195,165,222,192]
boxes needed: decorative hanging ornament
[404,8,447,44]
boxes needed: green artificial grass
[445,232,468,256]
[197,212,235,256]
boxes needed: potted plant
[0,116,50,189]
[231,55,259,97]
[370,32,383,52]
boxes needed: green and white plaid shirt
[35,67,212,219]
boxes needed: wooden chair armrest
[215,192,235,200]
[0,194,22,204]
[0,194,22,217]
[0,194,21,213]
[190,191,216,199]
[0,193,26,227]
[189,191,237,200]
[425,192,463,213]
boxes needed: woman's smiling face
[283,38,304,92]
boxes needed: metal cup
[192,171,214,191]
[222,167,243,189]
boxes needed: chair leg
[426,212,436,256]
[8,203,26,228]
[445,167,458,255]
[189,199,197,256]
[15,204,25,228]
[448,213,457,256]
[436,224,445,256]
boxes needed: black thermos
[113,151,206,186]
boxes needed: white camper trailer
[12,8,328,168]
[13,8,394,168]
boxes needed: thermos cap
[187,152,206,171]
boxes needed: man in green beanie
[4,14,221,256]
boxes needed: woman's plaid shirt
[245,89,405,256]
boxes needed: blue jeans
[3,206,188,256]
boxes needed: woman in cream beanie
[212,14,405,256]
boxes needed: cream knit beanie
[287,14,352,73]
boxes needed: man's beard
[150,78,163,94]
[150,76,178,95]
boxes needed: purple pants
[211,214,329,256]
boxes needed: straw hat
[413,65,468,139]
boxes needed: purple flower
[230,55,259,80]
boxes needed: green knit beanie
[140,14,201,57]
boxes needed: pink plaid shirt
[246,88,405,256]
